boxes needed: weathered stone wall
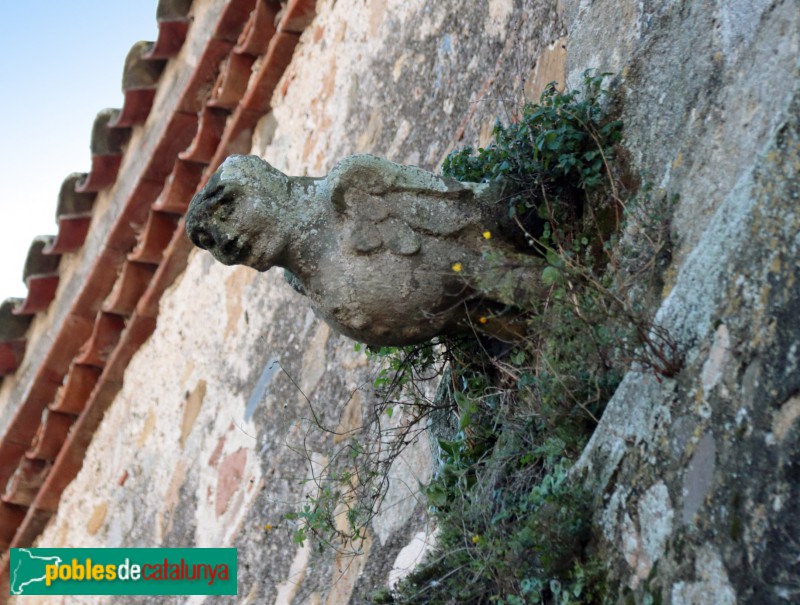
[15,1,799,604]
[565,1,799,603]
[17,1,562,604]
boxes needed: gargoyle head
[185,155,292,271]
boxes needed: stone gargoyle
[185,154,541,346]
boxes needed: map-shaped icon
[10,548,62,595]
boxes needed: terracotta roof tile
[44,218,92,256]
[102,315,158,387]
[111,42,167,128]
[208,106,263,169]
[0,443,28,497]
[209,52,257,109]
[278,0,316,33]
[12,276,60,317]
[235,0,279,56]
[75,312,127,368]
[49,363,102,415]
[128,210,181,264]
[178,38,237,114]
[121,42,166,90]
[0,337,27,377]
[48,314,97,373]
[0,503,26,549]
[240,31,301,113]
[0,300,32,340]
[145,0,194,59]
[147,20,192,60]
[35,314,158,514]
[179,107,229,163]
[3,395,54,449]
[42,174,97,255]
[0,300,32,375]
[141,113,200,183]
[26,410,75,461]
[153,159,205,215]
[102,261,157,316]
[20,236,60,282]
[75,109,131,193]
[0,0,313,565]
[214,0,258,42]
[5,509,52,552]
[136,225,194,319]
[1,458,51,506]
[156,0,193,22]
[107,179,165,255]
[13,237,61,316]
[54,173,97,217]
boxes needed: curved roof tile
[208,52,256,109]
[44,173,96,255]
[0,299,32,342]
[156,0,193,21]
[235,0,279,56]
[1,458,50,507]
[278,0,317,33]
[111,42,167,128]
[88,108,130,155]
[14,237,61,316]
[54,173,96,218]
[74,312,126,368]
[146,0,194,59]
[214,0,257,42]
[25,410,74,461]
[0,299,32,375]
[102,261,157,316]
[75,109,131,193]
[180,106,229,163]
[0,503,26,549]
[49,363,101,416]
[240,31,300,113]
[20,236,60,282]
[121,41,166,90]
[128,209,181,264]
[0,0,313,571]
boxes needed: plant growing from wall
[283,71,679,604]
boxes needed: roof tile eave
[0,0,316,569]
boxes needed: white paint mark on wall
[389,530,438,588]
[245,357,281,421]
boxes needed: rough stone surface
[567,0,800,602]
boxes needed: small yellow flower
[482,230,492,240]
[479,316,488,325]
[264,524,274,532]
[451,262,463,273]
[471,534,480,544]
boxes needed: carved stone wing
[326,154,481,255]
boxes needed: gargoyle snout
[186,221,215,251]
[185,178,252,266]
[185,194,215,251]
[186,175,233,244]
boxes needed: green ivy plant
[386,71,631,605]
[443,70,622,209]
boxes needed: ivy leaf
[542,266,563,285]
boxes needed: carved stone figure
[185,154,538,346]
